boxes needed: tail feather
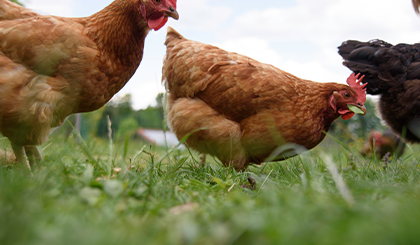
[164,26,186,47]
[162,27,188,88]
[338,40,420,95]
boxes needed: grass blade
[264,143,307,162]
[256,169,274,195]
[156,127,209,164]
[132,145,147,163]
[123,135,130,160]
[107,116,113,177]
[323,131,352,153]
[66,118,97,165]
[323,155,355,207]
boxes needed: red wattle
[148,13,168,31]
[341,112,354,120]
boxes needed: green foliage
[134,107,164,129]
[95,94,164,139]
[96,94,133,138]
[3,93,411,244]
[116,117,139,138]
[56,93,165,142]
[1,130,420,245]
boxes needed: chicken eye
[152,0,161,4]
[344,92,351,99]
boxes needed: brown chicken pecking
[0,0,178,169]
[163,28,368,171]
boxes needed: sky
[22,0,420,109]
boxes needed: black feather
[338,39,420,143]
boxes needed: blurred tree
[96,95,130,138]
[133,107,163,129]
[80,107,104,138]
[96,93,165,139]
[133,93,164,130]
[110,94,133,117]
[117,117,139,138]
[155,93,164,108]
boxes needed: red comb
[346,73,367,104]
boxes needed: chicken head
[330,74,367,120]
[140,0,179,31]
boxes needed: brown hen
[0,0,178,169]
[163,28,367,171]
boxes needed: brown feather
[0,0,178,164]
[0,0,38,21]
[163,27,364,170]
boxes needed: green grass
[1,133,420,245]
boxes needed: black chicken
[338,40,420,143]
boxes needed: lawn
[1,131,420,245]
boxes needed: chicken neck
[82,0,148,68]
[73,0,149,112]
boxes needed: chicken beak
[348,104,367,115]
[165,6,179,20]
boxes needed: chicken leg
[24,145,43,164]
[199,154,206,167]
[11,143,33,175]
